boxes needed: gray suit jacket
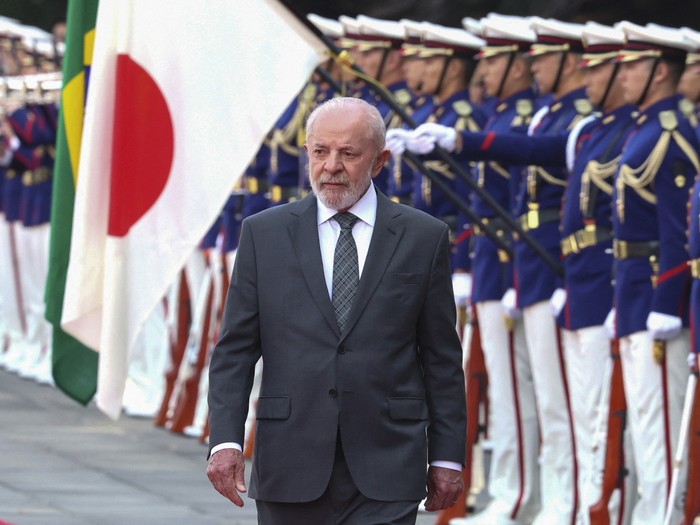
[208,189,466,503]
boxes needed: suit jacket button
[338,345,346,354]
[329,388,337,397]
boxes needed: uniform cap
[617,21,694,64]
[418,22,484,59]
[354,15,405,51]
[338,15,362,50]
[476,14,536,59]
[461,17,484,37]
[681,27,700,65]
[307,13,344,40]
[579,22,625,68]
[527,17,585,57]
[0,16,22,52]
[400,19,427,57]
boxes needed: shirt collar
[317,183,377,227]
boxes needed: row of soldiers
[290,13,700,525]
[0,16,63,390]
[2,8,700,525]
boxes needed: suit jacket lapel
[288,195,341,337]
[341,191,404,340]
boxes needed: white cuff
[430,460,462,472]
[210,442,242,455]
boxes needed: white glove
[452,273,472,308]
[549,288,567,316]
[385,128,411,157]
[501,288,521,320]
[410,123,458,153]
[646,311,682,341]
[405,131,437,155]
[604,308,616,339]
[688,352,699,374]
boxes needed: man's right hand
[206,448,247,507]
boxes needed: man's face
[355,48,384,80]
[402,56,426,94]
[305,108,388,211]
[482,54,510,98]
[584,62,616,108]
[421,55,446,95]
[530,52,561,94]
[619,59,653,105]
[679,64,700,103]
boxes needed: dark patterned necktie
[332,212,359,332]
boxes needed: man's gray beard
[310,173,372,211]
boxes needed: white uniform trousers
[9,223,52,383]
[619,330,688,525]
[563,326,635,525]
[463,301,540,525]
[523,301,577,525]
[122,301,168,417]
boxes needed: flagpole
[314,64,513,258]
[280,0,563,277]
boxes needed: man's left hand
[424,466,463,512]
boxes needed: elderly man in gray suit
[206,96,467,524]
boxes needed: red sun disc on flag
[108,54,174,237]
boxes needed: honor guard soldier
[462,16,499,116]
[409,18,592,525]
[557,22,637,524]
[610,22,700,525]
[307,13,349,100]
[449,14,541,525]
[679,27,700,138]
[384,19,433,206]
[685,105,700,525]
[409,22,486,278]
[337,16,370,100]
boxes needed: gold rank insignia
[659,110,678,131]
[453,100,473,117]
[394,89,412,107]
[516,99,533,117]
[574,98,593,116]
[512,99,533,127]
[679,98,696,123]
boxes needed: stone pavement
[0,369,444,525]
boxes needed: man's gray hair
[305,97,386,151]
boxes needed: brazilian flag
[44,0,100,405]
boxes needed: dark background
[2,0,698,34]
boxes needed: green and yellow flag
[44,0,100,404]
